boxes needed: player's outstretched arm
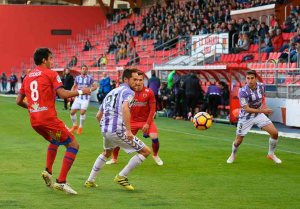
[16,93,28,109]
[56,87,91,99]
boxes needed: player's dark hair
[81,64,88,69]
[137,71,144,76]
[33,48,52,65]
[246,70,257,77]
[122,68,139,82]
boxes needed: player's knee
[103,149,112,158]
[271,130,278,139]
[70,141,80,150]
[140,146,151,157]
[234,137,243,146]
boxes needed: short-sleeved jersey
[74,74,94,100]
[99,83,135,133]
[19,66,63,126]
[130,87,156,122]
[238,82,265,120]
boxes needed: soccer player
[69,65,97,134]
[106,71,163,166]
[16,48,91,194]
[226,70,282,164]
[84,68,151,190]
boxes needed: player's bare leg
[106,147,120,164]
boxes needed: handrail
[153,35,183,51]
[284,3,290,22]
[287,47,292,67]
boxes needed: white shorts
[102,131,145,154]
[236,113,272,136]
[71,98,90,110]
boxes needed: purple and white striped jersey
[238,82,265,120]
[74,74,94,100]
[99,83,135,133]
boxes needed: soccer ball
[193,112,212,130]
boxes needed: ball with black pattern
[192,112,212,130]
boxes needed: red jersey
[19,66,63,126]
[131,86,156,124]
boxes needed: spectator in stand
[291,42,300,63]
[225,9,231,23]
[118,42,127,60]
[93,54,103,67]
[148,71,161,111]
[232,33,250,53]
[257,22,269,41]
[248,25,259,44]
[292,27,300,43]
[100,53,108,68]
[279,42,297,63]
[67,56,78,68]
[269,15,277,28]
[9,73,18,94]
[94,54,108,68]
[283,14,295,33]
[260,32,274,53]
[127,37,136,59]
[272,28,284,52]
[83,39,92,51]
[107,41,117,54]
[1,72,7,92]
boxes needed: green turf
[0,96,300,209]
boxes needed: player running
[106,71,163,166]
[16,48,91,194]
[69,65,97,134]
[227,70,282,164]
[84,68,151,190]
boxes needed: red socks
[152,138,159,156]
[57,147,78,183]
[46,143,58,174]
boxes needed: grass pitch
[0,97,300,209]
